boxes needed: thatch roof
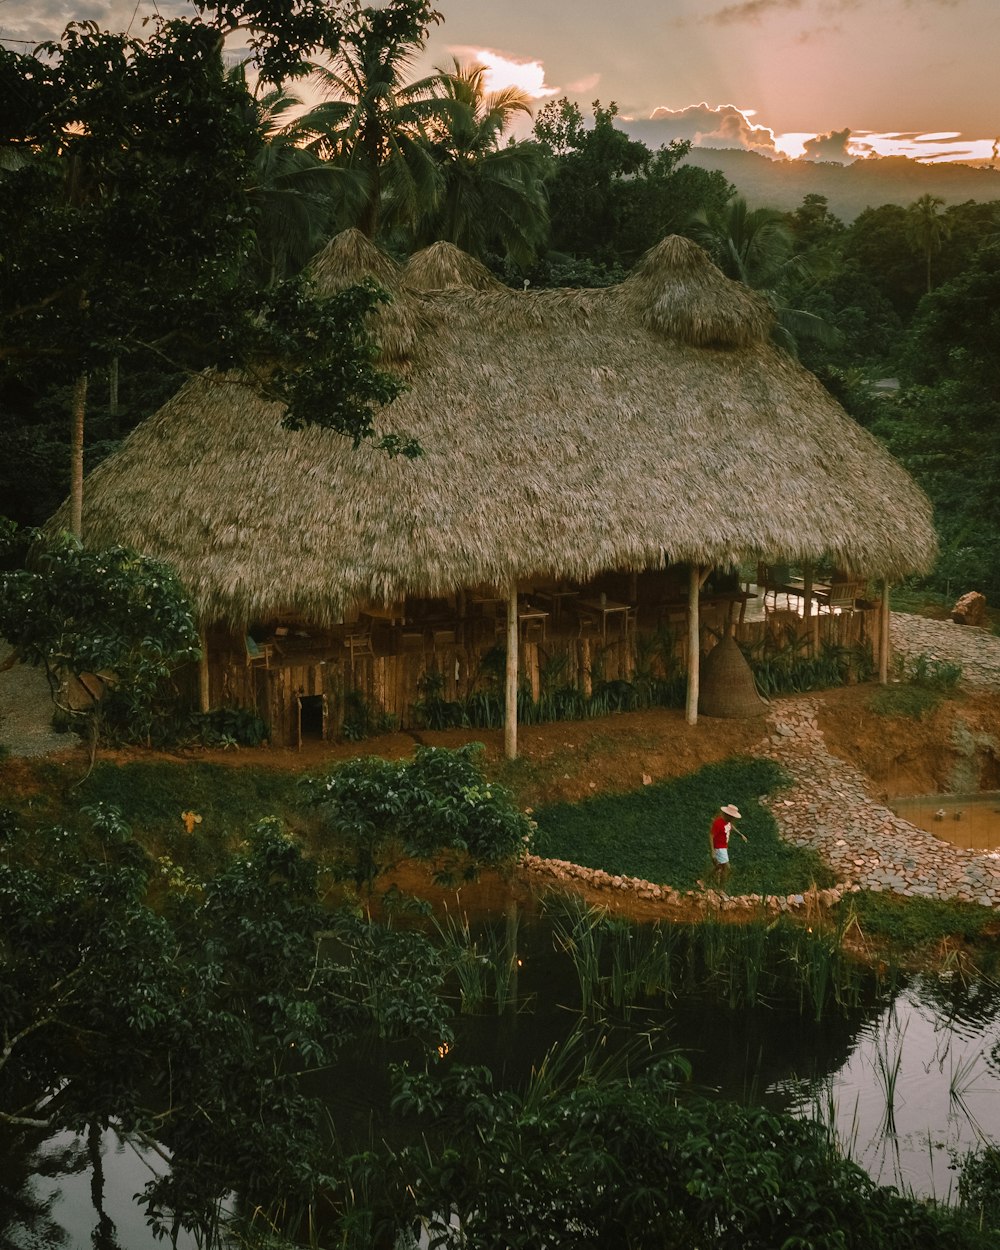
[68,232,937,626]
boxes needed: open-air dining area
[226,563,885,747]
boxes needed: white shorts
[712,847,729,865]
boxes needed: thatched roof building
[71,229,936,630]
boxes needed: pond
[892,792,1000,851]
[5,914,1000,1248]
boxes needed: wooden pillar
[879,578,891,684]
[685,564,701,726]
[504,582,519,759]
[198,624,210,713]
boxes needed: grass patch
[532,757,835,896]
[12,760,307,875]
[845,891,996,952]
[868,684,943,720]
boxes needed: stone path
[0,644,73,758]
[756,613,1000,907]
[528,613,1000,912]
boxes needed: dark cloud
[709,0,803,24]
[801,126,853,162]
[631,102,779,154]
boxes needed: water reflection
[6,919,1000,1246]
[1,1128,197,1250]
[773,976,1000,1199]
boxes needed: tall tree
[292,1,444,240]
[905,192,952,294]
[0,4,422,535]
[415,59,547,264]
[689,196,836,356]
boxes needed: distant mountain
[679,148,1000,222]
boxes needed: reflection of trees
[0,1130,76,1248]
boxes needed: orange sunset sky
[1,0,996,164]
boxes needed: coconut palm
[905,193,951,294]
[689,197,836,356]
[243,83,366,284]
[290,5,445,241]
[415,60,548,265]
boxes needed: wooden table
[533,587,580,619]
[577,598,632,641]
[515,605,549,641]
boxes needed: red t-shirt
[711,816,730,849]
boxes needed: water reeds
[539,895,880,1022]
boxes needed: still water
[892,792,1000,851]
[6,928,1000,1248]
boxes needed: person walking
[709,803,745,885]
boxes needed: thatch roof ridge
[403,241,505,292]
[617,234,774,348]
[69,232,937,625]
[308,227,423,364]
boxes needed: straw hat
[721,804,742,819]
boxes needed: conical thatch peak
[309,227,403,296]
[308,228,421,365]
[403,241,504,292]
[617,234,773,349]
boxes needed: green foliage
[340,687,399,740]
[960,1146,1000,1237]
[303,743,533,888]
[533,756,834,895]
[388,1057,994,1249]
[844,891,994,951]
[186,705,271,748]
[0,534,199,745]
[743,633,874,697]
[869,651,962,719]
[0,805,451,1243]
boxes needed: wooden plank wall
[204,609,879,747]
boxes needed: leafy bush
[341,688,398,740]
[532,757,834,894]
[960,1145,1000,1237]
[186,706,270,748]
[869,651,963,719]
[304,743,533,889]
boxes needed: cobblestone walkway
[756,613,1000,906]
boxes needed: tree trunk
[69,371,88,538]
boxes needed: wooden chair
[819,581,864,615]
[244,634,273,668]
[342,627,374,665]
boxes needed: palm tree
[416,60,548,265]
[291,5,444,240]
[905,193,951,294]
[689,197,837,356]
[243,83,364,284]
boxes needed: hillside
[679,148,1000,222]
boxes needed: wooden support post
[686,564,701,726]
[879,578,891,684]
[504,582,518,759]
[198,624,210,713]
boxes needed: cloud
[635,102,779,154]
[800,126,854,162]
[446,45,560,101]
[565,73,602,94]
[708,0,803,24]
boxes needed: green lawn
[532,756,836,896]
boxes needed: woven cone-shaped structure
[698,635,766,719]
[64,231,937,627]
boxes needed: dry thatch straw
[403,241,504,292]
[67,232,937,627]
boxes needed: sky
[1,0,996,164]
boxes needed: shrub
[304,743,533,889]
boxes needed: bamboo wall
[202,607,881,748]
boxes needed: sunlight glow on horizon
[446,45,560,100]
